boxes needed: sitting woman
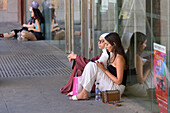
[125,32,152,97]
[70,32,128,100]
[20,8,45,41]
[0,1,40,40]
[60,33,110,95]
[43,7,65,40]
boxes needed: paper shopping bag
[73,76,82,95]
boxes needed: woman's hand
[96,61,106,72]
[28,28,33,31]
[54,23,58,27]
[67,54,77,62]
[145,60,151,70]
[23,24,27,27]
[23,24,34,29]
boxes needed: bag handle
[107,102,121,107]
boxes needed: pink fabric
[60,54,101,94]
[72,77,79,95]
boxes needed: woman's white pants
[80,62,125,95]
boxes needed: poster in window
[154,43,168,113]
[0,0,7,10]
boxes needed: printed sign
[154,43,168,113]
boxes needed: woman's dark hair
[50,8,56,20]
[126,32,147,66]
[33,8,45,23]
[105,32,127,65]
[127,32,147,55]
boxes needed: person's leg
[0,34,4,37]
[70,62,98,100]
[80,62,98,92]
[74,31,81,36]
[70,88,88,100]
[54,30,65,40]
[0,31,15,38]
[21,30,37,41]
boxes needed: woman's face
[98,36,105,49]
[29,6,33,12]
[105,40,114,52]
[31,10,34,17]
[139,40,147,51]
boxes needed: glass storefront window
[94,0,170,112]
[119,0,169,112]
[26,0,65,51]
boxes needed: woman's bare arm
[67,54,77,62]
[97,55,125,85]
[51,19,60,32]
[28,20,41,32]
[23,24,34,28]
[136,54,151,83]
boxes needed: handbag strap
[107,102,121,107]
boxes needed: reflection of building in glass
[48,0,59,9]
[0,1,3,9]
[0,0,7,10]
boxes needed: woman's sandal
[107,102,121,107]
[67,91,73,96]
[69,95,89,101]
[69,95,78,100]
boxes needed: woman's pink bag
[73,76,82,95]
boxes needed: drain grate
[0,40,71,77]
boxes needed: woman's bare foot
[69,89,89,100]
